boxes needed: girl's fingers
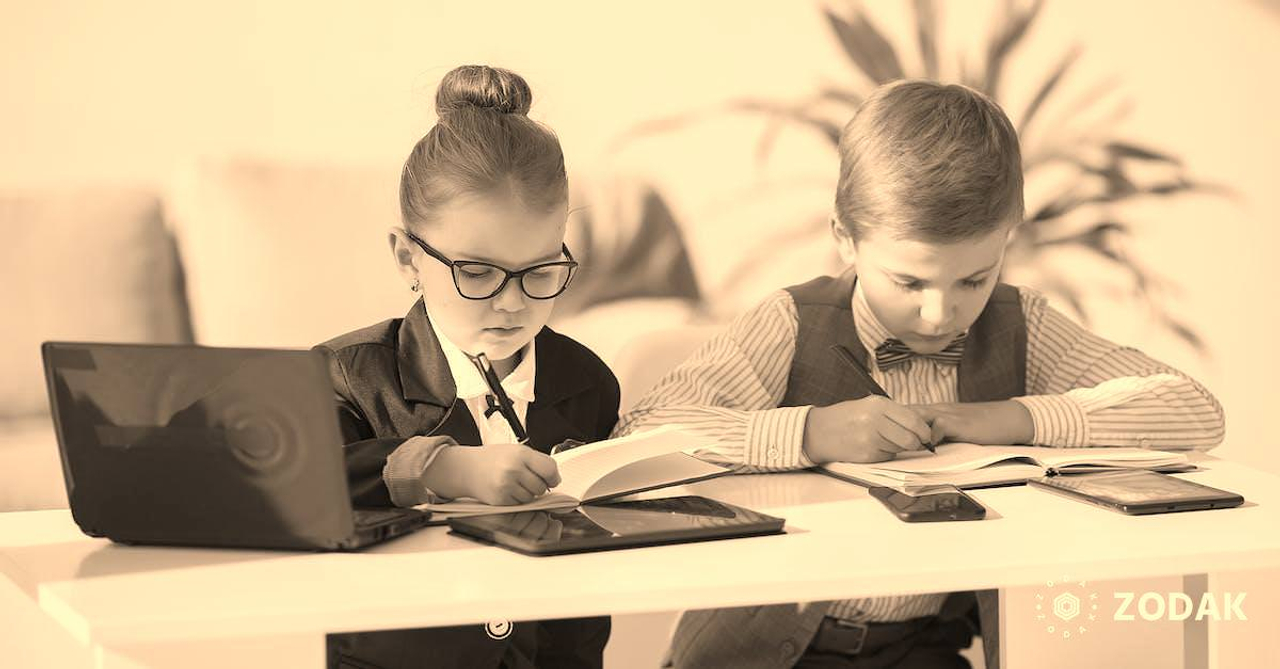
[525,452,561,488]
[514,469,549,498]
[502,488,534,505]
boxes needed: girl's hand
[430,444,561,505]
[910,401,1034,447]
[802,396,933,463]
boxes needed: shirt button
[767,448,780,460]
[779,639,797,660]
[1138,438,1151,449]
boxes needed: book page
[581,452,730,502]
[823,460,1047,488]
[417,492,579,518]
[551,424,708,500]
[857,443,1025,474]
[822,443,1190,486]
[414,425,711,516]
[1013,446,1188,469]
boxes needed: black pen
[829,344,936,453]
[472,352,528,444]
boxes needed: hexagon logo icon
[1054,592,1081,622]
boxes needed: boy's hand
[910,401,1034,447]
[431,444,562,505]
[802,396,933,463]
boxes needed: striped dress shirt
[612,282,1225,622]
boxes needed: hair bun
[435,65,533,117]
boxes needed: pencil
[829,345,935,453]
[473,352,529,443]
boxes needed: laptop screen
[43,343,356,548]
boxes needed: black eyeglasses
[404,230,578,300]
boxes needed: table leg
[1182,573,1211,669]
[997,587,1006,669]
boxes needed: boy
[612,80,1225,669]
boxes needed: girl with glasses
[317,65,616,669]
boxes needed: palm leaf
[608,96,845,156]
[606,107,722,152]
[1029,178,1212,223]
[1020,77,1123,169]
[1033,221,1131,247]
[1105,141,1184,166]
[981,0,1045,98]
[815,86,865,109]
[728,100,844,163]
[824,6,905,84]
[912,0,941,79]
[1019,44,1081,135]
[1157,313,1207,353]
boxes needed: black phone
[869,485,987,522]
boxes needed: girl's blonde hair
[400,65,567,227]
[835,79,1024,242]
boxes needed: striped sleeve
[610,290,814,471]
[1013,287,1226,450]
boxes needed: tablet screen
[1036,470,1242,510]
[448,495,785,554]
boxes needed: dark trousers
[327,616,610,669]
[794,616,974,669]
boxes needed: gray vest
[782,268,1026,407]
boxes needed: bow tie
[873,333,967,370]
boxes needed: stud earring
[410,278,420,292]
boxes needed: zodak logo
[1034,575,1249,639]
[1114,592,1247,622]
[1034,576,1099,640]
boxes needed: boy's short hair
[835,80,1024,243]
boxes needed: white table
[3,456,1278,668]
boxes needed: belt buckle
[830,618,869,655]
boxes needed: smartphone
[869,484,987,522]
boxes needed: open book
[820,442,1192,489]
[416,425,730,517]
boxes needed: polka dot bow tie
[873,333,968,370]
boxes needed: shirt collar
[425,316,537,404]
[851,279,895,354]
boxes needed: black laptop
[41,342,432,550]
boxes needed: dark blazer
[315,299,619,669]
[314,298,621,507]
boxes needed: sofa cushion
[166,158,413,348]
[0,418,67,510]
[0,187,192,419]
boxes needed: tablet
[447,495,786,556]
[1029,470,1244,515]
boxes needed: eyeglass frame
[403,230,579,300]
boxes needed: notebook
[820,442,1192,489]
[417,425,731,518]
